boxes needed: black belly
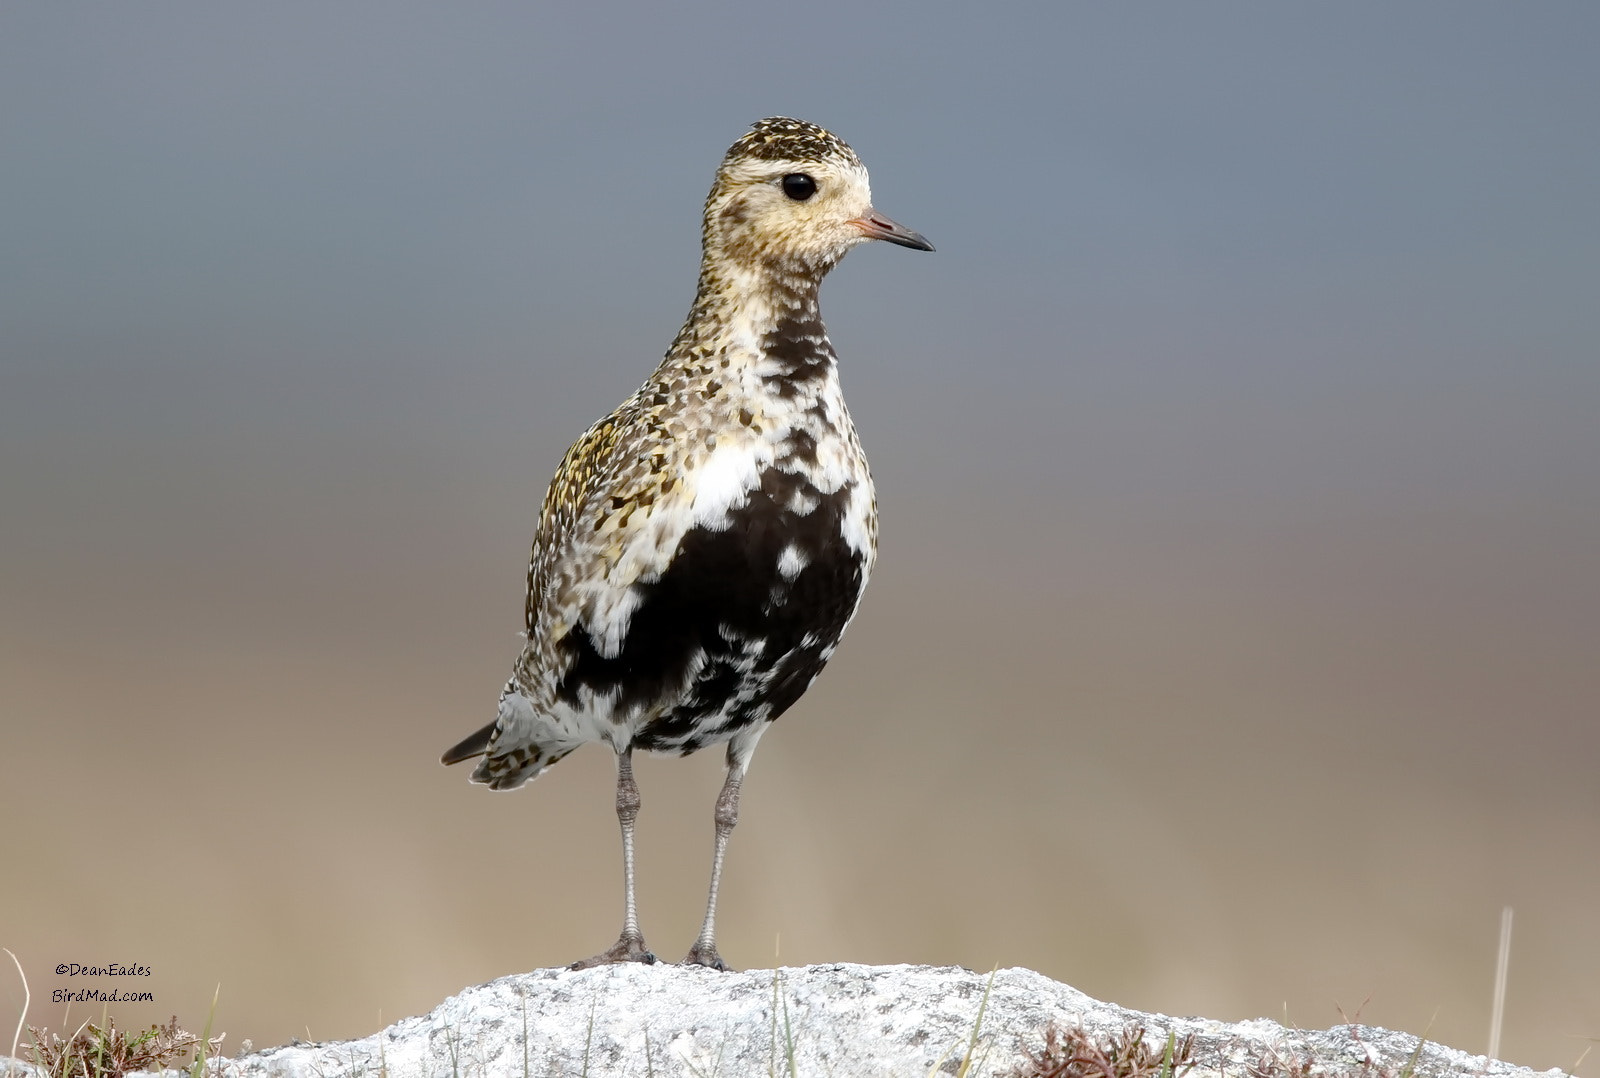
[555,466,867,753]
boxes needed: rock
[0,963,1570,1078]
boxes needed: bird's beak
[850,209,935,252]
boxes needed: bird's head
[701,117,933,278]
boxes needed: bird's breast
[552,411,875,748]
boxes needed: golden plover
[443,117,933,970]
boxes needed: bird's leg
[571,747,656,969]
[681,755,746,970]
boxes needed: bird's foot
[570,933,657,970]
[679,942,731,971]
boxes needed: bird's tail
[440,688,572,791]
[441,722,496,766]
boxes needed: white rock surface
[1,963,1570,1078]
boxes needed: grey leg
[682,755,746,970]
[571,747,656,969]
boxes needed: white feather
[691,442,763,528]
[777,544,808,580]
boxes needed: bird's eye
[780,173,817,201]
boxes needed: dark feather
[441,721,497,765]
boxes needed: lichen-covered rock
[0,964,1570,1078]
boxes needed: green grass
[771,967,798,1078]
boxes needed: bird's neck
[663,258,832,383]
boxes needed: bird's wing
[522,397,707,670]
[523,409,629,637]
[442,410,654,776]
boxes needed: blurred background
[2,2,1596,1072]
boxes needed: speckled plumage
[443,117,932,970]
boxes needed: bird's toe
[679,944,732,972]
[570,934,657,969]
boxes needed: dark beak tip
[854,212,935,252]
[883,229,936,253]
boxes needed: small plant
[928,968,997,1078]
[770,967,798,1078]
[1012,1024,1197,1078]
[25,1015,223,1078]
[1243,1045,1316,1078]
[1241,1036,1432,1078]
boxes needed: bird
[442,117,933,971]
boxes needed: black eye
[780,173,817,201]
